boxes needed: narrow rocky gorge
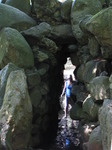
[0,0,112,150]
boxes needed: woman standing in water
[61,75,73,117]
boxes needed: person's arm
[61,82,66,97]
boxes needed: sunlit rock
[83,95,102,121]
[0,70,32,149]
[0,27,34,69]
[0,63,21,108]
[76,59,109,84]
[89,76,110,101]
[86,7,112,51]
[71,0,102,44]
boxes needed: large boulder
[0,3,36,31]
[88,126,103,150]
[99,99,112,150]
[76,59,109,84]
[89,76,110,101]
[71,0,102,44]
[5,0,31,14]
[83,59,109,84]
[0,70,32,149]
[86,7,112,51]
[0,63,20,108]
[0,27,34,69]
[83,95,102,121]
[70,103,86,120]
[48,24,76,44]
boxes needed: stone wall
[0,0,112,149]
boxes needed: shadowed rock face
[0,0,112,149]
[86,7,112,56]
[31,0,62,25]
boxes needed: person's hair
[69,75,73,83]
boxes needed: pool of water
[47,110,82,150]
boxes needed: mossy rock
[0,3,36,31]
[0,27,34,69]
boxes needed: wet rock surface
[47,109,81,150]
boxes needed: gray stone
[41,38,59,54]
[83,95,102,121]
[83,59,108,84]
[70,103,86,120]
[71,0,102,44]
[32,0,62,25]
[0,3,36,31]
[89,76,110,101]
[0,27,34,69]
[0,70,32,149]
[21,22,51,40]
[78,59,109,84]
[86,7,112,49]
[99,99,112,150]
[88,126,103,150]
[5,0,31,14]
[0,63,21,108]
[49,24,75,44]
